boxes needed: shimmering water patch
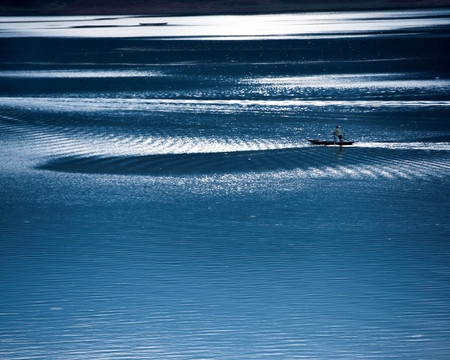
[242,73,450,90]
[0,69,164,78]
[1,9,450,39]
[1,97,450,113]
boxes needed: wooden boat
[139,22,168,26]
[307,139,354,146]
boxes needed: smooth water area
[1,10,450,359]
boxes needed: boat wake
[36,147,450,179]
[1,108,449,180]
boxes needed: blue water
[1,10,450,359]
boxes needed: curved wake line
[2,114,450,158]
[354,142,450,151]
[36,147,450,179]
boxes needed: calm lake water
[1,9,450,359]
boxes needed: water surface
[1,9,450,360]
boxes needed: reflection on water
[334,146,343,164]
[1,9,450,360]
[1,9,450,39]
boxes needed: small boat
[307,139,354,146]
[139,22,168,26]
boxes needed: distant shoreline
[1,0,450,16]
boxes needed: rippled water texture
[1,9,450,359]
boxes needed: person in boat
[332,126,343,143]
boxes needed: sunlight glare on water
[243,73,450,90]
[1,9,450,38]
[0,69,164,78]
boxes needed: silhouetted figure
[332,126,343,143]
